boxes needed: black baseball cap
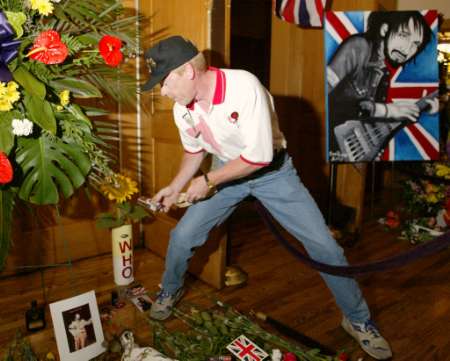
[141,36,199,91]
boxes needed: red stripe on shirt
[240,155,270,166]
[184,149,204,154]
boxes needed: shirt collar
[186,67,226,110]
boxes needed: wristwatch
[203,173,217,193]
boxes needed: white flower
[271,349,282,361]
[51,0,61,2]
[12,118,33,136]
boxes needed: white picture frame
[49,290,106,361]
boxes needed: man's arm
[152,151,205,212]
[185,157,264,203]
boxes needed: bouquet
[0,0,140,269]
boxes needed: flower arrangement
[380,161,450,243]
[0,0,140,269]
[96,173,150,229]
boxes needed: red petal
[0,152,13,185]
[30,30,68,64]
[99,35,123,67]
[105,50,123,67]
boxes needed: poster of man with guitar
[325,10,440,162]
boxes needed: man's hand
[386,101,420,122]
[185,175,210,203]
[152,186,179,213]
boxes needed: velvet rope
[254,200,450,277]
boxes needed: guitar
[330,90,438,162]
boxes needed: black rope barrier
[254,200,450,277]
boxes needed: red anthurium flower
[99,35,123,67]
[0,152,13,185]
[28,30,68,64]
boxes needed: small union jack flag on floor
[325,10,439,161]
[226,334,269,361]
[274,0,328,28]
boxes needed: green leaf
[0,189,15,270]
[66,104,93,129]
[81,106,110,117]
[23,93,57,134]
[15,136,91,204]
[129,205,150,222]
[0,111,21,154]
[50,78,102,98]
[96,213,122,228]
[4,11,26,39]
[12,66,46,100]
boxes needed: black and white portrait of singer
[325,10,440,162]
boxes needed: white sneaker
[342,317,392,360]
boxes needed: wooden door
[139,0,230,289]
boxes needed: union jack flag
[274,0,328,28]
[226,335,268,361]
[325,10,439,161]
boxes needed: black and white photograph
[49,291,105,361]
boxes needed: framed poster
[325,10,439,162]
[50,290,105,361]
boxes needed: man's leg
[150,181,250,320]
[251,156,392,359]
[251,155,369,322]
[161,182,249,293]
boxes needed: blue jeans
[161,154,370,322]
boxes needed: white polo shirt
[173,68,286,165]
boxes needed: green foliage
[0,0,142,269]
[0,111,20,154]
[149,302,337,361]
[0,189,15,271]
[16,135,91,204]
[96,202,149,229]
[13,66,46,100]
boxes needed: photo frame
[50,290,105,361]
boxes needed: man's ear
[184,63,195,80]
[380,23,388,37]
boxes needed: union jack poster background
[274,0,328,28]
[325,10,439,162]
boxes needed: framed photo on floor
[50,290,105,361]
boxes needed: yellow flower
[59,90,70,106]
[100,174,138,203]
[6,81,20,103]
[435,164,450,179]
[424,182,438,194]
[0,81,20,111]
[425,194,439,203]
[0,99,12,111]
[30,0,54,16]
